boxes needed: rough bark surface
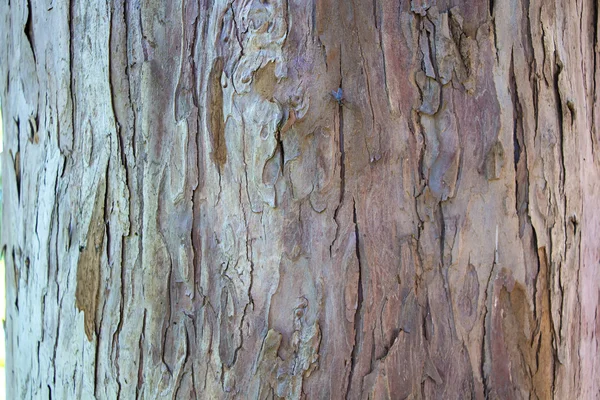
[1,0,599,398]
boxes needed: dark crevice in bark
[232,303,249,368]
[439,205,446,266]
[522,0,540,136]
[68,0,76,155]
[136,309,147,399]
[330,54,345,257]
[549,59,568,343]
[438,203,458,340]
[191,0,208,296]
[510,50,534,249]
[229,4,244,60]
[453,94,465,192]
[422,297,430,342]
[513,118,521,166]
[191,199,200,302]
[509,48,544,344]
[93,318,102,397]
[125,0,138,160]
[40,293,46,341]
[230,200,253,367]
[283,0,290,42]
[553,54,567,196]
[311,0,316,36]
[11,248,19,311]
[377,19,391,111]
[275,119,286,176]
[35,341,41,389]
[13,119,21,201]
[114,235,125,399]
[238,105,252,212]
[49,167,61,286]
[521,0,534,72]
[112,4,136,397]
[157,166,174,372]
[52,225,61,393]
[371,0,378,29]
[346,199,364,399]
[188,3,200,110]
[134,0,146,289]
[197,0,211,99]
[376,325,401,363]
[549,270,558,398]
[191,104,202,302]
[107,5,128,173]
[368,327,376,375]
[540,16,550,87]
[591,0,598,154]
[480,253,497,399]
[95,213,110,395]
[317,36,328,71]
[103,160,111,265]
[161,247,174,376]
[46,165,61,392]
[25,0,35,63]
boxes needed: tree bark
[1,0,599,398]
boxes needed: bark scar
[75,179,107,341]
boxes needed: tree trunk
[1,0,599,398]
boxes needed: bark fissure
[107,6,128,173]
[136,309,147,399]
[67,0,75,155]
[114,234,125,399]
[24,0,35,63]
[124,0,138,160]
[591,0,598,154]
[345,200,364,399]
[106,4,129,392]
[553,54,567,196]
[330,69,345,256]
[161,247,174,375]
[94,317,102,397]
[480,254,497,399]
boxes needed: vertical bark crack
[480,254,497,398]
[67,0,76,155]
[330,58,345,256]
[24,0,36,63]
[591,0,598,154]
[346,200,364,399]
[553,53,566,195]
[136,309,147,399]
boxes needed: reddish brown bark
[1,0,599,398]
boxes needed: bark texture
[1,0,599,398]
